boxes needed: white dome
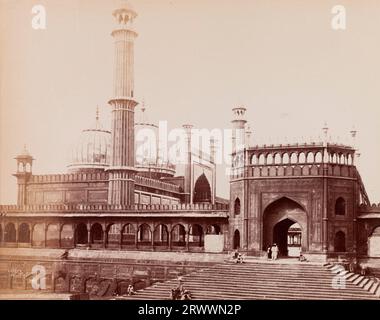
[68,112,111,172]
[134,105,176,177]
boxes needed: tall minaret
[231,107,247,154]
[107,2,138,205]
[13,145,34,206]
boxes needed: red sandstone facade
[1,1,380,269]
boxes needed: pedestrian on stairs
[232,250,239,261]
[271,244,279,260]
[127,284,136,296]
[267,246,272,260]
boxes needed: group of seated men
[231,250,245,263]
[170,277,192,300]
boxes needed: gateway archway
[272,220,302,257]
[263,197,307,257]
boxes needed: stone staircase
[124,260,380,300]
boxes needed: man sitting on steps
[236,252,244,264]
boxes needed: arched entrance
[272,220,302,257]
[287,222,302,257]
[193,174,211,203]
[75,223,88,245]
[334,231,346,252]
[18,223,31,243]
[233,230,240,249]
[4,223,16,243]
[90,223,103,245]
[263,197,307,257]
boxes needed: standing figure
[267,246,272,260]
[271,243,279,260]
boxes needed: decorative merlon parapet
[0,203,229,214]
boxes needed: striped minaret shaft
[108,3,138,205]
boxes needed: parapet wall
[0,202,229,213]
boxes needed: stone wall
[0,249,223,296]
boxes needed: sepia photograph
[1,0,380,305]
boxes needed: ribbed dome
[68,110,111,172]
[135,105,176,178]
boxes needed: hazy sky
[1,0,380,204]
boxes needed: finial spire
[322,121,329,136]
[141,98,146,112]
[350,125,357,138]
[322,121,329,147]
[94,106,102,130]
[20,144,31,156]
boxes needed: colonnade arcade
[0,219,225,252]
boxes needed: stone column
[168,230,172,251]
[0,222,4,244]
[30,224,33,247]
[44,223,47,248]
[135,229,138,249]
[103,230,107,249]
[322,162,329,252]
[186,231,190,252]
[15,222,19,246]
[87,224,91,248]
[183,125,193,204]
[119,229,123,250]
[58,224,62,248]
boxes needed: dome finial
[322,121,329,135]
[94,106,102,130]
[350,125,357,138]
[141,98,146,113]
[20,144,31,157]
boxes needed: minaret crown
[113,1,137,26]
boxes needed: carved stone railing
[29,172,109,183]
[28,172,181,194]
[0,202,229,214]
[135,175,180,193]
[230,163,356,179]
[239,143,355,169]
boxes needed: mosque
[1,1,380,295]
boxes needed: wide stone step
[127,289,377,300]
[152,275,364,287]
[147,281,371,294]
[133,282,374,299]
[180,272,348,282]
[128,262,379,300]
[132,285,377,299]
[138,282,373,297]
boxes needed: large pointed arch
[193,173,211,203]
[263,195,307,214]
[262,196,307,255]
